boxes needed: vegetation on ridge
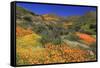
[16,6,97,65]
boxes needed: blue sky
[16,2,96,17]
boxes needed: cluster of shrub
[16,6,96,47]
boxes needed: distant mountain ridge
[16,6,96,35]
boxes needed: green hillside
[16,6,97,65]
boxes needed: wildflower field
[16,3,97,65]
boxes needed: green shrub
[65,32,79,41]
[23,16,32,22]
[51,37,63,45]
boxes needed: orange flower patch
[16,26,33,37]
[76,32,96,44]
